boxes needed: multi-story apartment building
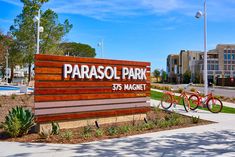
[166,54,179,83]
[198,44,235,83]
[166,44,235,84]
[179,50,201,82]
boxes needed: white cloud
[2,0,235,21]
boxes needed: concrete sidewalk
[1,100,235,157]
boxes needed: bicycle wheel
[206,97,223,113]
[183,96,190,112]
[188,94,200,110]
[161,93,173,110]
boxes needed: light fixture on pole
[195,0,208,95]
[97,39,104,58]
[34,9,43,54]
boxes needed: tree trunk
[10,65,14,83]
[28,63,31,83]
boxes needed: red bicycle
[185,89,223,113]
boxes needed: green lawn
[151,90,235,114]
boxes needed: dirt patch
[0,94,34,123]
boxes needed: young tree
[153,69,160,82]
[0,33,23,81]
[183,70,191,84]
[60,42,96,57]
[161,69,167,83]
[10,0,72,82]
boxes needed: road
[152,83,235,98]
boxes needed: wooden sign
[34,54,150,123]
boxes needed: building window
[208,65,210,70]
[174,59,177,64]
[228,53,231,60]
[228,65,232,70]
[215,65,219,70]
[232,54,235,60]
[228,50,231,53]
[211,65,214,70]
[224,65,227,70]
[224,54,227,60]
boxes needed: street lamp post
[34,9,43,54]
[195,0,208,95]
[98,39,104,58]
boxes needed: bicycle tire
[188,94,200,110]
[161,93,173,110]
[206,97,223,113]
[183,96,190,112]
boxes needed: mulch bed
[0,94,34,123]
[0,108,212,144]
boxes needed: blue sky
[1,0,235,70]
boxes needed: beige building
[166,44,235,84]
[199,44,235,83]
[166,54,179,83]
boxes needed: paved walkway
[1,100,235,157]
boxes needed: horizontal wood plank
[35,93,150,102]
[35,107,151,123]
[35,62,151,71]
[34,73,151,81]
[35,54,150,66]
[35,82,150,88]
[35,102,150,116]
[35,87,150,95]
[35,97,150,109]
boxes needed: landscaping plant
[1,106,34,137]
[107,126,118,136]
[192,116,200,124]
[95,129,104,137]
[51,122,60,135]
[61,130,73,140]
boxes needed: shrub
[82,125,93,138]
[220,96,225,99]
[51,122,60,135]
[1,106,34,137]
[192,116,200,124]
[61,130,73,140]
[160,112,182,127]
[157,119,170,128]
[39,127,52,139]
[95,129,104,137]
[118,125,131,134]
[11,94,16,100]
[177,88,183,93]
[142,122,155,130]
[107,126,118,136]
[190,88,196,92]
[233,97,235,102]
[163,86,171,91]
[83,125,93,134]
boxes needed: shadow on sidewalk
[8,129,235,157]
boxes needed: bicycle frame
[164,90,188,105]
[197,92,211,106]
